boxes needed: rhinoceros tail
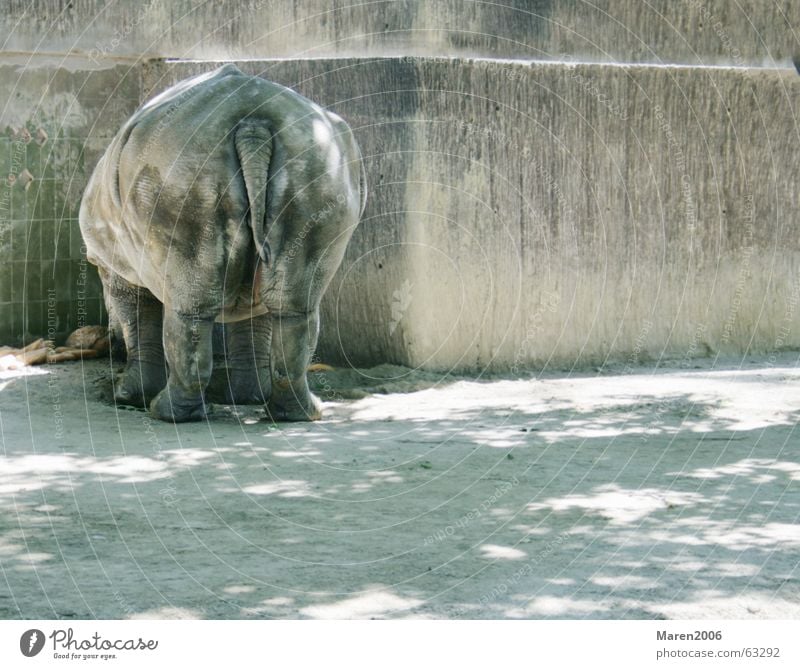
[234,121,274,266]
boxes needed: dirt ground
[1,354,799,619]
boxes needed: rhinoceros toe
[149,387,212,423]
[265,392,322,422]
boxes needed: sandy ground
[0,354,799,620]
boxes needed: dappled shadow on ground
[0,359,799,619]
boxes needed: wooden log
[21,337,46,352]
[46,351,79,363]
[307,363,335,373]
[16,347,48,365]
[70,348,99,359]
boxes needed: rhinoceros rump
[79,64,366,422]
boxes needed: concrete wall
[142,58,800,370]
[2,1,798,65]
[0,59,141,343]
[2,2,799,370]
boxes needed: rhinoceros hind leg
[213,314,272,405]
[149,308,214,422]
[265,310,322,422]
[102,270,167,409]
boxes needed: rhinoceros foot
[265,391,322,422]
[206,366,271,406]
[113,362,167,410]
[149,385,212,423]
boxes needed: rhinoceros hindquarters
[81,66,365,423]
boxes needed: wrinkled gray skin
[79,65,366,422]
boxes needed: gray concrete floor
[1,355,799,619]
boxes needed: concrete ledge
[140,58,800,371]
[2,1,798,65]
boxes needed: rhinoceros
[79,64,366,422]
